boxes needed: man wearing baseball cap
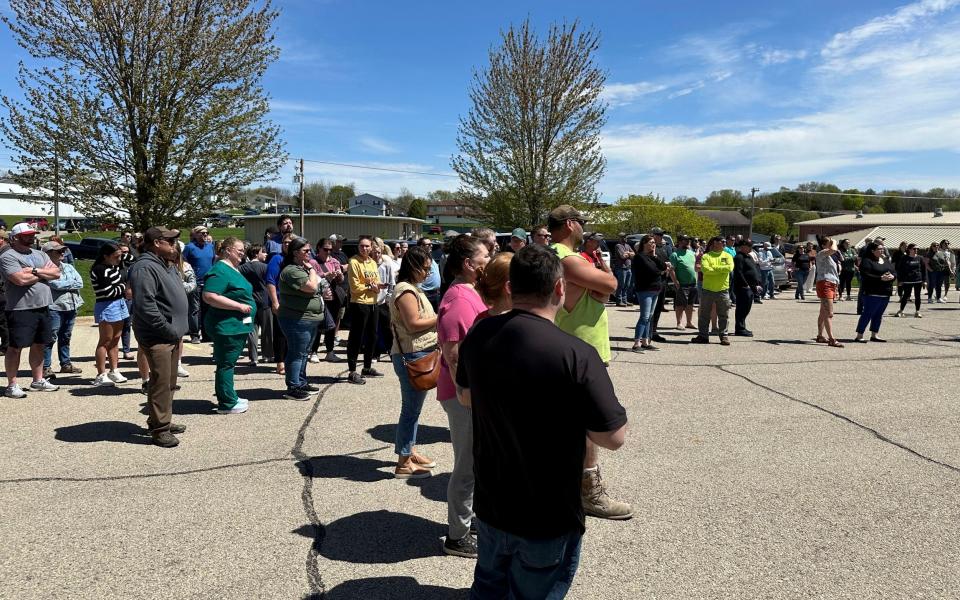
[548,205,632,521]
[127,226,190,447]
[509,228,527,253]
[0,223,61,397]
[183,225,215,343]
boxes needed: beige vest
[389,282,438,354]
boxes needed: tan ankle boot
[581,466,633,520]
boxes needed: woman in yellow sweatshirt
[346,236,383,384]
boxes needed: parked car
[754,244,791,290]
[64,237,117,260]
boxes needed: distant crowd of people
[6,208,957,597]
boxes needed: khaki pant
[141,341,180,433]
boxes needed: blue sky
[2,0,960,202]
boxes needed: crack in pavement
[290,373,347,600]
[716,365,960,477]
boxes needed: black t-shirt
[792,252,811,270]
[456,310,627,539]
[238,260,268,308]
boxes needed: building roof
[348,193,389,205]
[839,225,960,249]
[798,211,960,226]
[0,180,86,218]
[695,209,751,225]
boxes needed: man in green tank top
[548,205,632,522]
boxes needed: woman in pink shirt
[436,234,490,558]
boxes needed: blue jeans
[857,295,890,334]
[927,271,944,299]
[761,270,775,298]
[633,290,659,341]
[470,520,582,600]
[44,309,77,369]
[121,299,133,352]
[277,317,319,390]
[613,267,633,304]
[392,350,431,455]
[794,270,809,299]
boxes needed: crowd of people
[4,207,959,597]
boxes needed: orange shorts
[816,280,837,300]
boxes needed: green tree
[590,194,718,240]
[452,19,607,229]
[752,212,788,237]
[865,205,885,214]
[840,189,865,211]
[704,189,745,208]
[392,187,417,216]
[1,0,286,231]
[303,182,329,212]
[327,184,356,212]
[407,197,427,220]
[883,195,904,213]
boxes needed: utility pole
[298,158,305,236]
[748,187,759,241]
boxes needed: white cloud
[759,48,808,65]
[358,136,399,154]
[601,2,960,199]
[822,0,960,59]
[601,82,668,106]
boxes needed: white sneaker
[92,373,115,387]
[29,378,58,392]
[217,398,249,414]
[4,383,27,398]
[916,311,923,318]
[308,353,320,363]
[177,365,190,377]
[894,311,903,318]
[107,370,127,384]
[937,298,946,304]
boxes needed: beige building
[243,213,425,243]
[798,210,960,247]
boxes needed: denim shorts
[94,299,130,324]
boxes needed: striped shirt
[90,263,126,301]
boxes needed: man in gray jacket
[128,226,189,447]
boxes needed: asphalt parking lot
[2,295,959,599]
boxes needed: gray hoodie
[127,251,188,345]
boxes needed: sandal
[827,339,844,348]
[815,336,828,343]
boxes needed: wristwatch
[31,267,38,277]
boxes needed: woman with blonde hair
[475,252,513,318]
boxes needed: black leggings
[899,283,923,312]
[838,271,855,298]
[346,303,378,372]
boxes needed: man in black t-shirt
[456,245,628,599]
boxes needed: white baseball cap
[11,223,36,237]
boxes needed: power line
[296,158,459,179]
[770,189,960,202]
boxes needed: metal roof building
[243,212,425,244]
[798,210,960,247]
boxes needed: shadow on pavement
[54,420,152,445]
[322,575,468,599]
[137,399,217,415]
[366,423,451,445]
[69,385,142,397]
[405,471,449,503]
[297,455,395,482]
[295,510,445,563]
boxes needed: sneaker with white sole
[4,384,27,398]
[107,370,127,384]
[91,373,115,387]
[29,378,59,392]
[217,398,249,414]
[177,365,190,377]
[308,353,320,363]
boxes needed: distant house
[347,193,390,217]
[425,200,482,231]
[696,209,751,238]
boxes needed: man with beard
[548,205,632,522]
[265,214,295,258]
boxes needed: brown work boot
[152,431,180,448]
[581,467,633,520]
